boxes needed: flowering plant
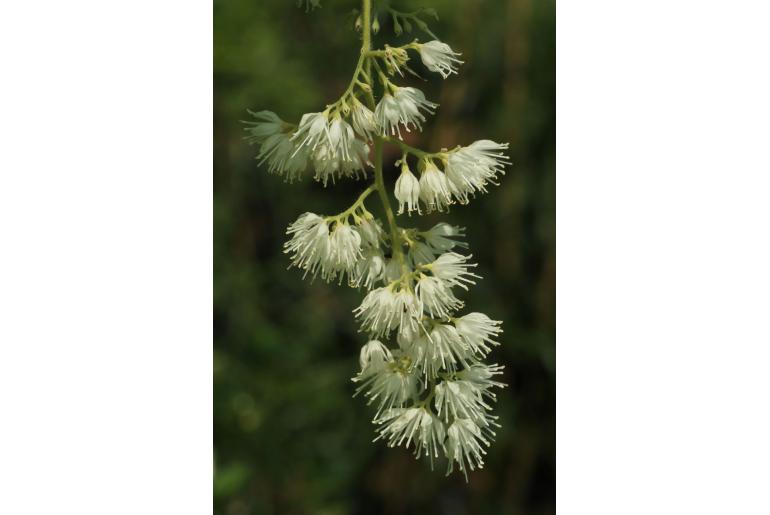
[245,0,511,479]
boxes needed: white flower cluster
[244,110,372,186]
[394,141,511,214]
[284,209,384,284]
[248,5,512,479]
[345,219,505,478]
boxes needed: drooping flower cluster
[349,220,507,477]
[393,141,511,214]
[247,1,512,479]
[245,109,372,186]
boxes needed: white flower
[351,249,385,290]
[395,87,438,132]
[354,364,417,418]
[291,111,329,152]
[454,313,503,356]
[403,332,443,378]
[445,140,511,202]
[418,40,463,79]
[327,116,357,160]
[445,418,489,478]
[312,138,370,186]
[408,241,436,268]
[457,364,506,400]
[391,288,422,337]
[349,98,377,141]
[421,223,468,253]
[375,87,438,139]
[352,249,386,289]
[394,163,421,215]
[383,258,404,283]
[396,321,418,350]
[414,410,447,463]
[419,222,468,260]
[416,275,463,319]
[406,324,470,378]
[354,217,384,249]
[374,93,403,138]
[354,286,420,337]
[418,161,453,212]
[430,323,472,368]
[429,253,480,290]
[256,132,309,182]
[434,379,490,423]
[243,110,286,144]
[343,139,372,175]
[328,222,362,279]
[283,213,332,279]
[375,407,446,463]
[357,340,392,377]
[354,287,395,336]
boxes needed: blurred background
[214,0,554,513]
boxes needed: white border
[0,1,212,513]
[558,1,770,513]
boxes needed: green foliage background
[214,0,554,513]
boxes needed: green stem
[363,0,405,267]
[325,184,377,223]
[362,0,376,109]
[382,136,433,159]
[365,42,418,58]
[335,54,367,107]
[373,137,404,264]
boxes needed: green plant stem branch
[331,56,367,111]
[326,184,377,223]
[382,136,434,159]
[365,42,419,58]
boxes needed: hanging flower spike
[247,0,512,480]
